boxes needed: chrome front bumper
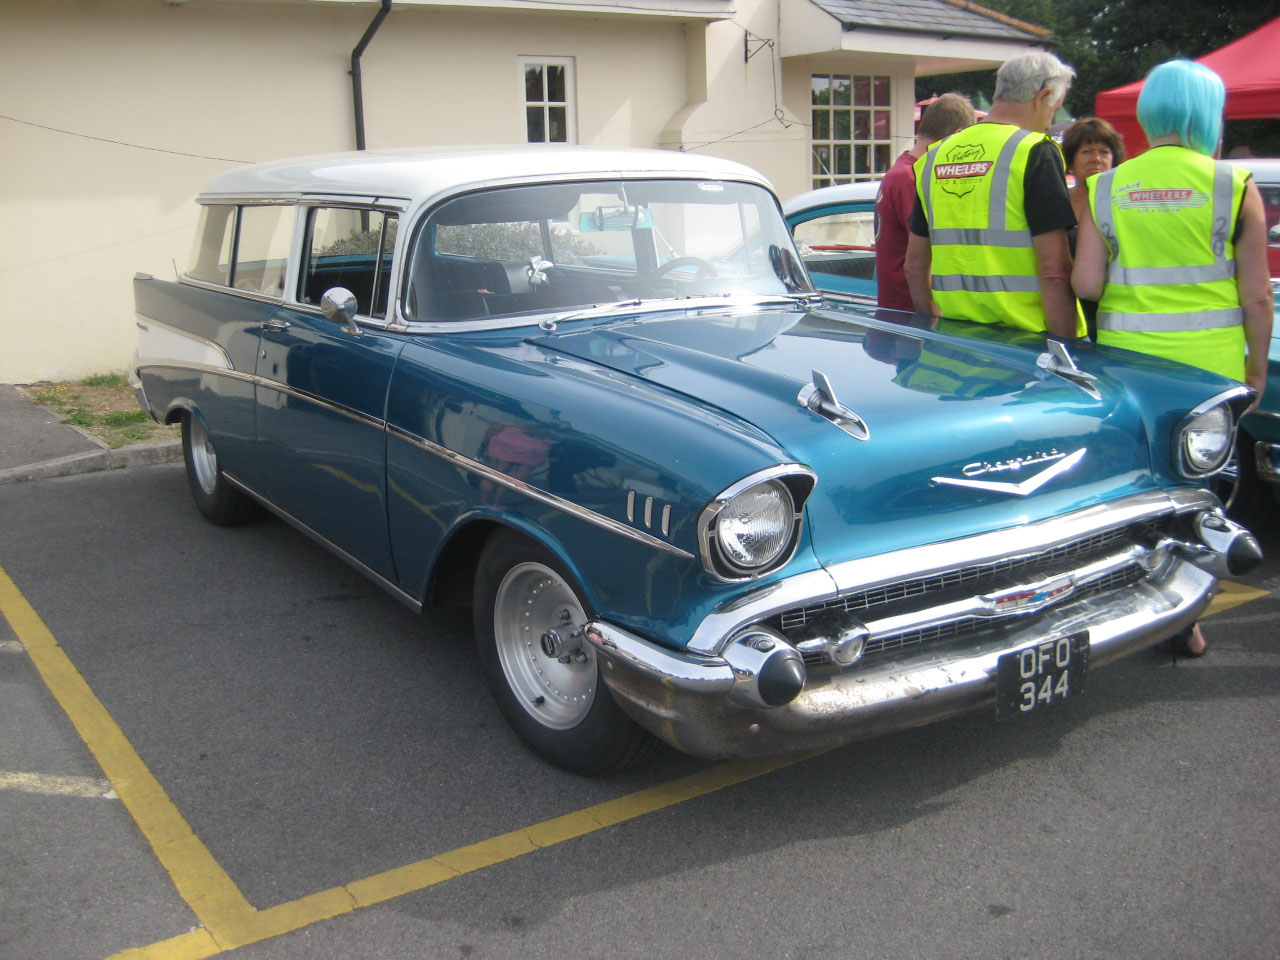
[585,490,1251,759]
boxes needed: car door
[255,203,404,582]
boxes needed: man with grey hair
[905,50,1083,338]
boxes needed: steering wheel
[652,256,719,281]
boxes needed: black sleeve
[1023,140,1076,236]
[909,191,929,237]
[1233,172,1251,244]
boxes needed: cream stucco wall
[0,0,698,382]
[1,0,1017,382]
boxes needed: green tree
[916,1,1280,153]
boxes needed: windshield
[404,178,811,323]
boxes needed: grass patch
[81,372,128,388]
[22,378,178,449]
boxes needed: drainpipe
[351,0,393,150]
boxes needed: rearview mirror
[579,205,653,232]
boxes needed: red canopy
[1094,16,1280,156]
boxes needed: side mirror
[320,287,361,336]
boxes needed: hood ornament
[933,448,1086,496]
[1034,340,1101,400]
[798,369,869,440]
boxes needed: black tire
[181,412,259,526]
[473,529,657,775]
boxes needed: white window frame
[810,73,893,190]
[518,56,577,145]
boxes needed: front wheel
[181,412,259,526]
[473,530,656,775]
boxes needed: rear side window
[791,206,877,282]
[300,208,398,319]
[187,204,235,285]
[233,205,292,296]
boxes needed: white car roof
[1232,158,1280,183]
[782,180,880,216]
[198,145,774,203]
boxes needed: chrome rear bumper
[585,490,1251,759]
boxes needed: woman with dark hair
[1062,117,1125,225]
[1062,117,1125,338]
[1072,60,1274,656]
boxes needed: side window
[300,208,398,320]
[792,208,877,282]
[232,205,292,296]
[521,57,576,144]
[186,204,235,285]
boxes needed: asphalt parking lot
[3,462,1279,960]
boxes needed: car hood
[534,306,1163,567]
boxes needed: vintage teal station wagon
[133,146,1260,774]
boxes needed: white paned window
[811,74,892,189]
[520,57,576,144]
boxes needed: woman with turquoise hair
[1073,59,1273,656]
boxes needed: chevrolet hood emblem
[932,448,1086,496]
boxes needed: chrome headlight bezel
[698,465,816,582]
[1174,387,1252,478]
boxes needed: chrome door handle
[262,318,291,331]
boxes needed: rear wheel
[181,412,259,526]
[473,530,657,775]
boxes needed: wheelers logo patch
[1113,181,1208,211]
[935,144,991,198]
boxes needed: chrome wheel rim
[492,561,595,729]
[189,417,219,496]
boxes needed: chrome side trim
[685,487,1216,655]
[221,473,422,613]
[386,423,694,559]
[181,274,286,306]
[254,380,385,430]
[134,360,255,386]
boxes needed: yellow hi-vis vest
[915,123,1083,336]
[1088,146,1249,380]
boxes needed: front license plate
[995,632,1088,721]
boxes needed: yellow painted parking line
[1205,579,1270,616]
[0,771,115,798]
[0,563,811,959]
[0,561,1270,960]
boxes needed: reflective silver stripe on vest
[1100,159,1237,287]
[1097,307,1244,332]
[930,228,1034,247]
[1108,260,1236,284]
[932,273,1042,294]
[926,128,1035,249]
[988,128,1033,231]
[1093,168,1118,256]
[920,144,939,226]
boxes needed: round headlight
[714,480,794,571]
[1181,403,1233,474]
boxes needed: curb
[0,440,183,486]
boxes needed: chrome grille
[776,521,1163,666]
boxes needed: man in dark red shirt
[875,93,976,310]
